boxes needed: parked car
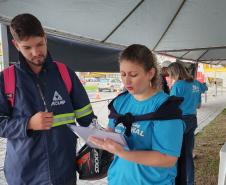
[84,77,99,86]
[98,78,123,92]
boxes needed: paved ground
[1,87,226,185]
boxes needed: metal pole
[205,91,207,103]
[214,67,217,96]
[0,23,9,69]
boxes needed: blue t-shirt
[170,80,201,115]
[196,80,207,93]
[108,91,184,185]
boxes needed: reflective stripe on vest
[52,103,93,127]
[53,113,75,127]
[74,103,93,119]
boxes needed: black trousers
[175,115,197,185]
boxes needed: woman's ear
[148,68,156,80]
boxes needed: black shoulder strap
[108,95,184,136]
[135,96,183,121]
[108,91,128,119]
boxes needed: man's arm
[0,74,55,139]
[0,75,30,139]
[67,68,96,126]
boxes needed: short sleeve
[107,97,119,129]
[170,83,181,97]
[152,119,184,157]
[108,118,115,129]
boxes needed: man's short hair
[10,13,45,41]
[161,60,172,68]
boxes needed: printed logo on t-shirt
[115,123,126,134]
[115,122,145,137]
[51,91,66,106]
[131,123,144,137]
[192,85,200,93]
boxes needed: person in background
[161,60,172,94]
[199,81,208,93]
[195,80,208,106]
[89,44,184,185]
[167,62,201,185]
[0,13,95,185]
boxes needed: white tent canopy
[1,0,226,70]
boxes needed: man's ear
[12,39,20,51]
[44,34,47,44]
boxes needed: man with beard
[0,13,95,185]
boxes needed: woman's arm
[88,137,177,167]
[120,150,177,167]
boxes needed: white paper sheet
[68,125,128,149]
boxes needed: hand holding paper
[67,125,128,149]
[88,136,126,156]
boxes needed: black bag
[76,144,114,180]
